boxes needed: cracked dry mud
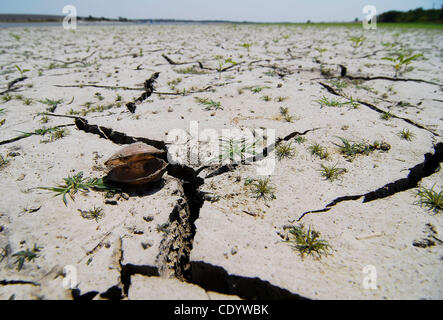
[0,24,442,300]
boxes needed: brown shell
[104,142,165,168]
[104,142,167,185]
[106,158,168,185]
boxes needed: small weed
[335,137,372,157]
[320,163,347,181]
[327,79,348,90]
[308,143,329,159]
[15,65,30,77]
[279,107,289,116]
[380,111,393,120]
[382,53,423,77]
[294,136,306,144]
[284,224,331,259]
[249,178,276,201]
[10,33,21,41]
[2,94,12,102]
[276,142,296,160]
[262,95,272,102]
[39,116,49,124]
[18,126,61,138]
[216,137,255,164]
[275,96,288,102]
[79,206,105,222]
[40,128,69,143]
[12,244,42,271]
[23,98,33,105]
[399,128,415,141]
[195,97,223,111]
[415,185,442,214]
[38,98,63,112]
[314,96,357,109]
[38,171,113,206]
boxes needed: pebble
[105,199,118,205]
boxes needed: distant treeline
[378,7,443,23]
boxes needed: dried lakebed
[0,24,442,300]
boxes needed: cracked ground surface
[0,24,442,300]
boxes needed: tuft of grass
[262,95,272,102]
[215,137,255,164]
[308,143,329,159]
[275,96,288,102]
[40,128,69,143]
[284,224,331,259]
[380,111,393,120]
[195,97,223,111]
[415,185,442,214]
[275,142,296,160]
[320,163,347,181]
[249,178,276,201]
[18,126,61,138]
[12,244,41,271]
[79,206,105,222]
[335,137,372,157]
[399,128,415,141]
[38,171,114,206]
[2,94,12,102]
[23,98,33,105]
[294,136,306,144]
[327,79,348,90]
[314,95,359,109]
[38,98,63,112]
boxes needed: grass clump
[320,163,347,181]
[399,128,415,141]
[12,244,42,271]
[40,128,69,143]
[249,178,276,201]
[284,224,331,259]
[195,97,223,111]
[79,206,105,222]
[380,111,393,120]
[335,137,390,159]
[275,142,295,160]
[308,143,329,159]
[2,94,12,102]
[38,171,113,206]
[415,185,442,214]
[38,98,63,112]
[216,137,255,164]
[314,96,358,109]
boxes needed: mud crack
[319,81,440,137]
[298,142,443,221]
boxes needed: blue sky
[0,0,440,22]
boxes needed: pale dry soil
[0,24,442,300]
